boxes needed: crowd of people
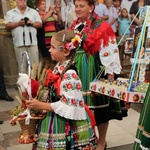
[0,0,150,149]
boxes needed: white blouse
[51,61,86,120]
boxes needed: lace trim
[37,140,66,149]
[135,138,150,150]
[51,101,86,120]
[39,132,66,140]
[105,62,122,75]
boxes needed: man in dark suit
[0,71,14,102]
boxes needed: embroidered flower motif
[140,95,144,102]
[114,49,118,53]
[102,52,110,57]
[101,87,105,94]
[71,98,76,105]
[63,73,69,79]
[60,66,65,70]
[72,72,78,79]
[62,96,68,103]
[79,100,83,107]
[111,89,115,97]
[66,82,73,89]
[92,84,97,91]
[144,58,149,64]
[121,92,126,100]
[76,83,82,90]
[111,40,115,44]
[65,122,70,135]
[133,94,140,102]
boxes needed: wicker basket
[16,51,44,144]
[17,117,42,144]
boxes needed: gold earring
[89,10,92,13]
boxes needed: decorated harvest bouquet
[9,51,51,144]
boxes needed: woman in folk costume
[69,0,128,149]
[36,0,62,58]
[133,83,150,150]
[26,29,97,150]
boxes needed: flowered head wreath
[58,32,82,51]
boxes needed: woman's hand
[49,4,56,12]
[26,98,41,110]
[55,4,61,13]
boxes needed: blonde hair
[120,8,129,20]
[53,30,77,77]
[53,30,76,45]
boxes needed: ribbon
[84,103,96,127]
[45,70,62,96]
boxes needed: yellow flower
[72,35,82,43]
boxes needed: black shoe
[0,121,3,124]
[0,93,14,101]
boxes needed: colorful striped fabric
[44,17,57,49]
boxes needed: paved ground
[0,85,142,150]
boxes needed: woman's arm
[52,4,62,22]
[41,4,55,22]
[109,18,117,26]
[130,14,139,24]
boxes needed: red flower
[79,100,83,106]
[141,95,144,99]
[93,85,96,91]
[101,87,105,94]
[72,73,77,79]
[71,98,76,105]
[133,94,140,102]
[114,49,118,53]
[76,83,82,90]
[104,52,109,57]
[66,83,72,89]
[121,92,126,100]
[60,66,64,70]
[111,89,115,97]
[62,96,68,103]
[63,73,69,79]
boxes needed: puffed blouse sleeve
[50,70,86,120]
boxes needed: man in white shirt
[5,0,42,73]
[94,0,109,20]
